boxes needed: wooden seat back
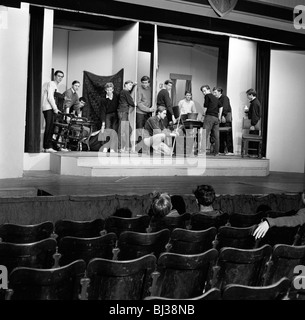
[190,212,228,230]
[0,238,57,273]
[0,221,54,244]
[263,244,305,286]
[104,215,150,236]
[54,218,105,242]
[214,225,258,250]
[117,229,170,260]
[58,233,117,265]
[222,277,290,300]
[8,259,86,300]
[86,254,156,300]
[151,249,218,299]
[167,227,217,254]
[211,244,272,290]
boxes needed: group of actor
[42,69,261,155]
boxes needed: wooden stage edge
[47,151,269,177]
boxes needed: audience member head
[150,191,173,218]
[193,184,216,207]
[113,207,133,218]
[171,195,186,215]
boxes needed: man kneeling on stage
[143,105,179,155]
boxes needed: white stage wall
[157,42,218,117]
[267,50,305,173]
[0,4,30,178]
[227,37,257,155]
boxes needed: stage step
[50,152,269,177]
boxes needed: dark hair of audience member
[112,207,133,218]
[193,185,216,207]
[171,195,186,215]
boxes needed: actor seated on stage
[178,90,196,116]
[143,105,179,155]
[193,184,222,216]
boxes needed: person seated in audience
[112,207,133,218]
[192,184,222,216]
[253,192,305,239]
[149,191,180,219]
[171,194,186,215]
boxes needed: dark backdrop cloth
[82,69,124,131]
[256,42,271,158]
[25,5,44,153]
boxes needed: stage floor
[50,151,270,177]
[0,170,303,197]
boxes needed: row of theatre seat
[1,243,305,300]
[0,210,304,300]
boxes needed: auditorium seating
[150,249,218,299]
[190,212,229,230]
[262,244,305,286]
[145,287,221,300]
[57,233,118,265]
[213,225,259,250]
[166,227,217,254]
[222,277,290,300]
[210,245,272,290]
[104,215,150,236]
[148,213,191,233]
[0,221,54,244]
[0,238,57,273]
[115,229,170,260]
[86,254,156,300]
[227,211,264,228]
[7,259,86,300]
[54,218,105,242]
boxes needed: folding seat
[210,244,272,290]
[150,249,218,299]
[86,254,156,300]
[213,225,259,250]
[115,229,170,260]
[222,277,290,300]
[104,215,150,236]
[6,259,86,300]
[190,212,229,231]
[149,213,191,233]
[0,238,57,273]
[145,287,221,300]
[262,244,305,286]
[166,227,217,254]
[0,221,54,244]
[54,218,105,242]
[57,232,118,265]
[227,211,264,228]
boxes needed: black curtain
[256,42,271,158]
[25,6,44,153]
[82,69,124,131]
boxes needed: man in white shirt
[41,70,64,153]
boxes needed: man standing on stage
[157,79,176,126]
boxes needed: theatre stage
[49,151,269,177]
